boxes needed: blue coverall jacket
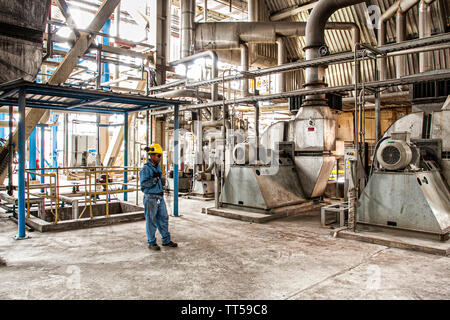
[140,160,164,194]
[139,160,171,246]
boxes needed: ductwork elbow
[305,0,366,50]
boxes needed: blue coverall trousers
[143,193,171,245]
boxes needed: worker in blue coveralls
[140,143,177,251]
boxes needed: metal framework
[0,80,185,239]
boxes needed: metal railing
[24,166,140,223]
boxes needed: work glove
[161,176,166,186]
[155,171,162,179]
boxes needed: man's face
[150,153,162,164]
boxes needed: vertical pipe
[123,113,128,201]
[240,43,249,96]
[0,113,4,139]
[378,20,387,81]
[96,114,100,160]
[40,125,45,193]
[17,88,26,239]
[146,110,150,146]
[204,0,208,21]
[114,3,120,85]
[277,37,286,93]
[63,114,68,168]
[8,104,13,196]
[96,46,102,90]
[374,59,381,143]
[173,104,179,216]
[396,10,407,78]
[181,0,195,58]
[29,128,37,180]
[102,19,111,83]
[419,0,432,72]
[255,102,259,161]
[52,114,58,169]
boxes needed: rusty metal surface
[0,0,50,83]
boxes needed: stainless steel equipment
[357,105,450,239]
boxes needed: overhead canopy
[0,79,185,114]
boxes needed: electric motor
[376,139,414,171]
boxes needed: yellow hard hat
[147,143,163,155]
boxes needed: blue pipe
[0,113,4,139]
[173,104,179,216]
[17,89,26,239]
[40,125,45,193]
[102,19,111,84]
[52,114,58,169]
[29,128,37,180]
[123,113,128,201]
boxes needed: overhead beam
[48,0,121,85]
[54,0,80,37]
[270,1,318,21]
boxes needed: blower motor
[376,132,418,171]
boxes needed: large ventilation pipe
[396,9,407,79]
[303,0,365,107]
[277,37,286,93]
[169,50,219,102]
[195,21,359,50]
[377,0,435,80]
[240,43,249,96]
[181,0,195,58]
[419,0,433,72]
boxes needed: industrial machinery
[219,104,336,213]
[357,103,450,239]
[221,141,307,212]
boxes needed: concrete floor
[0,197,449,300]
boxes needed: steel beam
[16,89,26,239]
[173,104,179,216]
[48,0,120,85]
[123,113,128,202]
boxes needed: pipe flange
[318,45,329,57]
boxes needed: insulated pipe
[240,43,249,96]
[419,0,433,72]
[277,37,286,93]
[169,50,219,102]
[303,0,365,107]
[181,0,195,58]
[248,0,257,21]
[377,0,435,79]
[396,10,407,79]
[194,21,359,50]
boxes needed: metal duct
[377,0,435,80]
[194,21,359,50]
[396,10,407,79]
[277,37,286,93]
[181,0,195,58]
[303,0,366,107]
[169,50,218,102]
[240,43,249,96]
[419,0,433,72]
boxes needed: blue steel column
[0,112,4,139]
[123,113,128,201]
[40,125,45,192]
[29,128,37,180]
[16,88,26,239]
[102,19,110,84]
[173,104,179,216]
[52,114,58,169]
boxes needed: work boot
[148,244,161,251]
[162,241,178,248]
